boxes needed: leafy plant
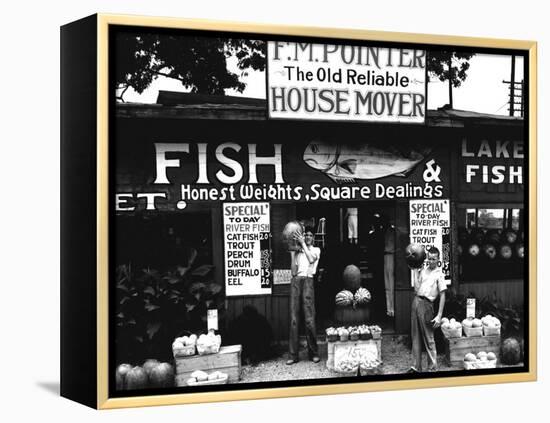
[115,261,224,364]
[439,288,523,337]
[476,293,523,337]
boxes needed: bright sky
[122,50,525,116]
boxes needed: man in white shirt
[409,246,447,372]
[287,226,321,365]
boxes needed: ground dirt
[238,335,458,383]
[237,334,523,383]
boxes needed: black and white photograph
[109,24,530,397]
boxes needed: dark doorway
[296,202,396,333]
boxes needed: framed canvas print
[60,14,537,409]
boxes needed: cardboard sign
[334,341,380,373]
[409,199,451,281]
[466,298,476,319]
[223,202,272,296]
[273,269,292,285]
[207,309,219,331]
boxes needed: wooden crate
[326,339,382,371]
[175,344,242,387]
[445,336,501,366]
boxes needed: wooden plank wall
[225,295,290,343]
[459,280,523,307]
[395,289,414,333]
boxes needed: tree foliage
[114,33,266,101]
[427,51,475,88]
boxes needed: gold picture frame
[60,13,537,409]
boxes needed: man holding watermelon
[409,246,447,373]
[286,226,321,365]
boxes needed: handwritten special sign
[409,199,451,281]
[267,41,426,123]
[223,202,272,296]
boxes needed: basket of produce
[337,327,349,342]
[186,370,228,386]
[463,352,497,370]
[349,327,360,341]
[172,335,197,357]
[369,325,382,340]
[358,325,372,340]
[440,317,462,338]
[481,315,501,336]
[325,327,338,342]
[462,318,483,337]
[196,331,222,355]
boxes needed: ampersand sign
[423,159,441,182]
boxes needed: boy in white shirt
[409,246,447,372]
[287,226,321,365]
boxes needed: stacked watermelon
[334,265,371,309]
[460,227,524,261]
[459,226,524,281]
[335,290,354,307]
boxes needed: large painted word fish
[303,140,431,183]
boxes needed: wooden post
[509,56,516,116]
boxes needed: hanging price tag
[466,298,476,319]
[207,309,218,331]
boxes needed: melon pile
[326,325,381,341]
[116,360,175,390]
[172,334,198,356]
[481,314,501,328]
[197,331,222,355]
[441,317,462,331]
[463,351,497,369]
[186,370,227,385]
[458,227,524,261]
[173,331,222,356]
[335,288,371,308]
[462,318,482,328]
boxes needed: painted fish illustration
[303,140,432,183]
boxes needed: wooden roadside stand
[445,335,501,366]
[174,345,242,387]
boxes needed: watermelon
[482,244,497,260]
[468,243,480,257]
[142,359,160,377]
[486,229,502,245]
[282,221,303,251]
[405,244,426,269]
[458,228,469,244]
[149,362,175,388]
[503,229,518,244]
[115,363,132,390]
[499,244,513,260]
[125,366,149,390]
[354,287,371,305]
[501,337,522,364]
[471,228,485,244]
[342,265,361,292]
[335,290,354,307]
[516,243,524,259]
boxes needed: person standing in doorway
[409,246,447,372]
[287,226,321,365]
[345,207,358,244]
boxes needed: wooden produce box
[175,344,242,387]
[326,339,382,371]
[444,336,501,366]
